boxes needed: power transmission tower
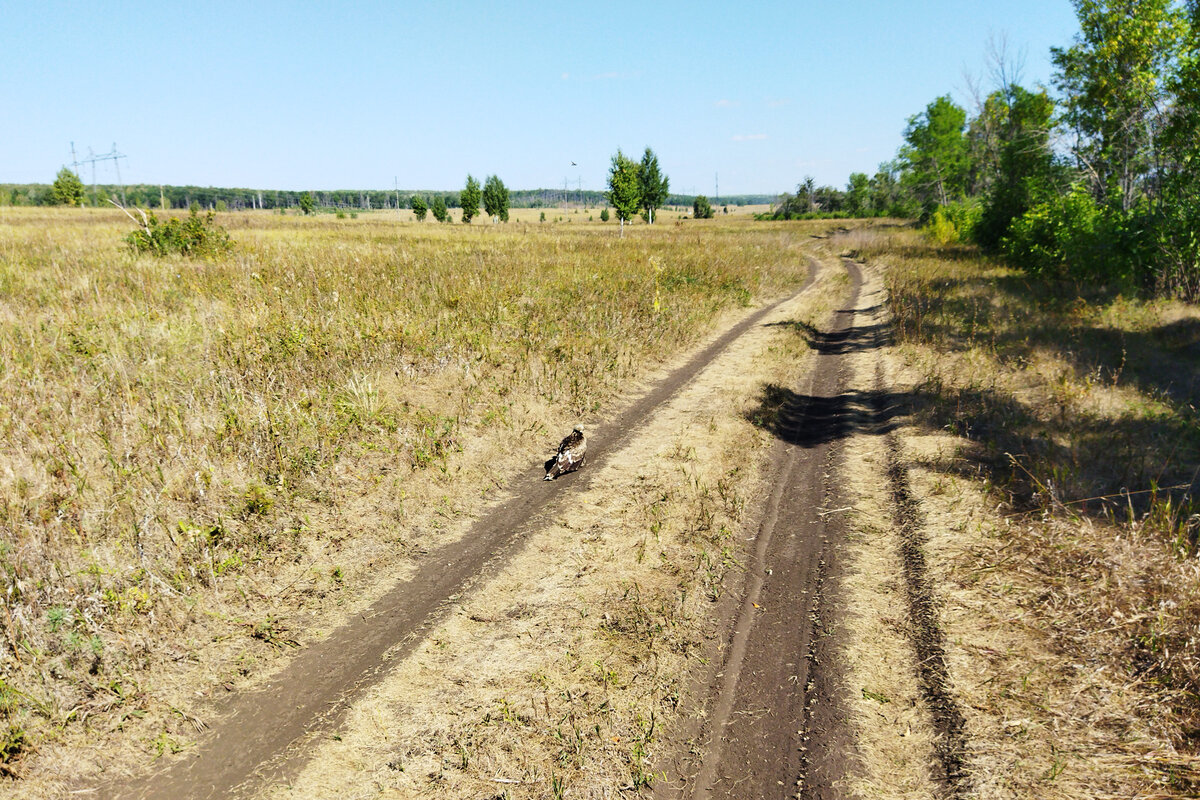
[715,173,719,205]
[78,143,127,205]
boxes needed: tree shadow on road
[765,316,892,356]
[746,385,904,449]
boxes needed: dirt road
[103,261,824,800]
[659,258,872,800]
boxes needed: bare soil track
[100,262,821,799]
[658,259,872,800]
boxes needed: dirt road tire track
[100,260,821,800]
[667,257,867,800]
[880,385,972,796]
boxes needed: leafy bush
[927,207,958,245]
[693,195,714,219]
[125,208,232,258]
[927,200,981,245]
[1002,185,1104,279]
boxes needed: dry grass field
[0,206,824,792]
[835,227,1200,798]
[6,206,1197,798]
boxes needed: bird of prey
[571,161,577,166]
[545,425,586,480]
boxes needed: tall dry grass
[840,225,1200,796]
[0,207,819,779]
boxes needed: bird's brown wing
[557,430,583,453]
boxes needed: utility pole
[394,176,400,211]
[715,173,719,205]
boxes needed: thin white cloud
[561,72,570,80]
[732,133,768,142]
[714,98,740,108]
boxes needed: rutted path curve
[103,260,824,800]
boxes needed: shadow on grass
[751,286,1200,538]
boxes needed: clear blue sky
[1,1,1081,196]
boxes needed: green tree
[51,168,85,206]
[845,172,871,217]
[410,195,428,221]
[976,85,1058,250]
[482,175,509,222]
[869,161,914,217]
[1159,0,1200,296]
[693,195,714,219]
[1052,0,1185,212]
[900,95,969,210]
[600,207,610,222]
[460,175,481,223]
[299,192,315,215]
[606,150,641,235]
[431,194,448,223]
[637,147,669,224]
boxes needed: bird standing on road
[545,425,586,480]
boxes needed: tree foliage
[1052,0,1184,211]
[460,175,481,223]
[51,168,84,206]
[298,192,315,215]
[482,175,509,222]
[844,0,1200,298]
[975,86,1058,250]
[431,194,449,223]
[410,194,428,221]
[637,148,669,224]
[606,150,641,234]
[845,172,871,217]
[899,95,969,211]
[692,195,714,219]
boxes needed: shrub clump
[125,208,232,258]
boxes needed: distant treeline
[1,182,773,211]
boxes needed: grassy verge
[0,207,826,788]
[839,226,1200,796]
